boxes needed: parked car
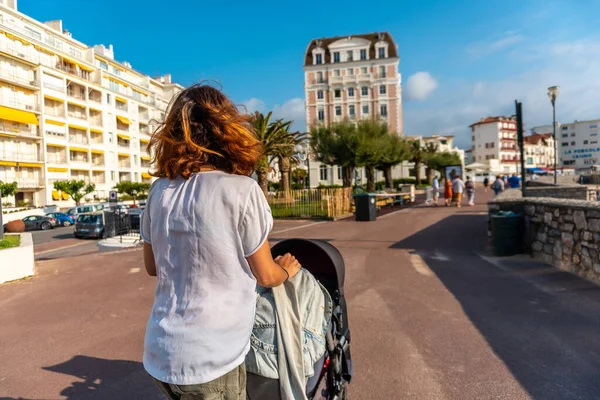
[65,204,104,218]
[2,215,58,232]
[74,213,106,239]
[46,212,76,227]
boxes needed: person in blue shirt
[508,173,521,189]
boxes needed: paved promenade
[2,189,600,399]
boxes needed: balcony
[118,160,131,169]
[0,96,38,112]
[46,154,67,164]
[69,155,90,164]
[17,177,44,188]
[55,63,92,82]
[501,136,516,141]
[358,73,372,81]
[139,125,150,135]
[91,176,105,185]
[501,145,516,151]
[89,135,103,145]
[502,157,521,163]
[141,160,151,169]
[45,129,66,139]
[43,82,64,92]
[0,150,42,162]
[45,107,65,118]
[67,90,86,102]
[117,140,130,150]
[91,157,104,166]
[118,172,131,181]
[68,135,89,145]
[139,111,149,122]
[330,76,343,84]
[0,69,38,89]
[67,112,88,122]
[89,116,103,126]
[0,41,40,64]
[0,122,39,138]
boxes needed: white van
[65,204,104,217]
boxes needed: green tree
[0,181,18,198]
[377,135,410,189]
[425,151,462,179]
[291,168,308,187]
[252,111,293,196]
[53,180,96,206]
[422,142,440,184]
[309,121,359,188]
[114,181,151,206]
[356,120,389,192]
[409,140,426,185]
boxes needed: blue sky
[21,0,600,148]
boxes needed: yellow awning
[5,32,30,46]
[0,105,38,125]
[0,132,15,138]
[61,192,70,200]
[69,147,88,153]
[142,172,152,179]
[88,106,101,113]
[47,143,66,148]
[132,87,150,96]
[115,96,127,103]
[139,137,150,143]
[107,75,130,88]
[0,161,16,166]
[51,190,61,200]
[62,55,95,72]
[46,119,65,126]
[116,115,131,125]
[118,152,129,157]
[44,94,64,103]
[91,149,104,154]
[18,162,42,168]
[90,128,103,134]
[116,133,130,140]
[70,168,89,172]
[48,167,68,172]
[68,124,87,131]
[140,155,151,161]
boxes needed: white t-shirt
[140,171,273,385]
[452,178,465,193]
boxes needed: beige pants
[153,363,246,400]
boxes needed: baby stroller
[247,239,353,400]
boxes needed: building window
[562,142,568,147]
[317,109,325,121]
[348,88,354,97]
[334,89,341,98]
[379,85,386,95]
[570,133,576,137]
[315,54,322,65]
[584,140,589,145]
[333,52,340,63]
[361,66,368,74]
[562,133,568,138]
[592,140,598,144]
[361,87,368,96]
[319,165,328,180]
[108,132,113,143]
[379,66,386,78]
[106,93,111,104]
[591,124,598,129]
[24,26,41,40]
[349,105,355,118]
[571,141,575,146]
[592,133,598,136]
[347,68,354,76]
[111,171,115,181]
[334,69,341,77]
[562,126,568,130]
[380,104,388,117]
[378,47,385,58]
[335,106,342,116]
[360,49,367,60]
[346,51,353,62]
[337,166,342,179]
[317,90,323,100]
[98,60,108,70]
[317,71,324,83]
[362,105,369,115]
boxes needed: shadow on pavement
[35,355,161,400]
[391,213,600,399]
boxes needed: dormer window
[333,52,340,63]
[360,49,367,60]
[315,54,322,65]
[378,47,386,58]
[346,51,353,62]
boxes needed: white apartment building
[303,32,403,187]
[523,133,554,171]
[534,119,600,170]
[470,116,521,174]
[0,0,182,206]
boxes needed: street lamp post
[295,143,310,189]
[548,86,560,184]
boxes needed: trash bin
[354,193,377,221]
[490,211,523,256]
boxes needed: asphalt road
[2,191,600,399]
[31,226,75,245]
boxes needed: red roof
[524,133,552,145]
[469,116,516,128]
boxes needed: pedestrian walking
[465,176,475,206]
[483,176,489,192]
[444,176,453,206]
[452,175,466,207]
[508,173,521,189]
[432,176,440,206]
[140,84,302,399]
[493,175,505,196]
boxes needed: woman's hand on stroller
[275,253,302,281]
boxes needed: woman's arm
[247,240,301,287]
[144,242,157,276]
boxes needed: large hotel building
[0,0,182,206]
[303,32,403,186]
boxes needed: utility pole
[516,100,526,196]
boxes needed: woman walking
[465,176,475,206]
[444,175,453,206]
[140,84,302,399]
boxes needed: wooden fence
[267,187,353,219]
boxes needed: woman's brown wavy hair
[149,83,261,179]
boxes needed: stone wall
[489,190,600,284]
[525,186,590,201]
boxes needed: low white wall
[97,236,142,253]
[0,233,35,284]
[1,205,58,224]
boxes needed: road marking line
[271,221,328,235]
[431,252,450,261]
[129,267,140,274]
[409,253,433,276]
[35,241,91,256]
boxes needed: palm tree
[252,111,292,196]
[409,139,425,185]
[273,128,306,195]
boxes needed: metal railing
[68,136,89,145]
[0,122,39,137]
[0,97,38,112]
[43,82,65,92]
[104,210,141,240]
[67,111,87,121]
[89,117,102,126]
[0,151,41,162]
[45,108,65,117]
[67,91,86,101]
[0,69,38,87]
[55,64,92,81]
[267,187,353,219]
[46,155,67,164]
[69,156,89,163]
[0,41,39,63]
[17,178,43,188]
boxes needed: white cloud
[404,72,438,101]
[240,97,265,114]
[466,34,524,56]
[403,37,600,149]
[241,97,306,132]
